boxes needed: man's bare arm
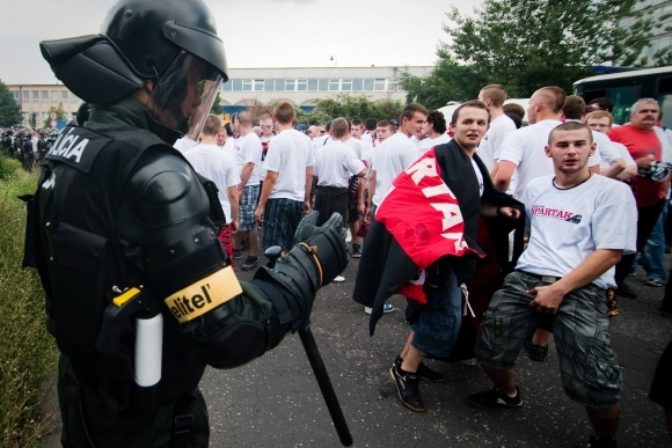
[528,249,623,313]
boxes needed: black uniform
[23,99,346,447]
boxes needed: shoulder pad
[119,150,211,245]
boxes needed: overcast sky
[0,0,483,84]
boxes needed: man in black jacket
[354,101,521,413]
[23,1,346,446]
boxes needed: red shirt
[608,124,664,207]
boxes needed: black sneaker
[233,250,244,260]
[241,256,258,271]
[587,434,617,448]
[352,244,362,258]
[615,283,637,299]
[467,386,522,409]
[525,339,549,362]
[389,364,425,412]
[394,356,446,383]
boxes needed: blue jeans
[411,269,462,359]
[641,202,668,282]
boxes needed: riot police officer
[22,1,347,446]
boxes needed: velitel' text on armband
[164,266,243,323]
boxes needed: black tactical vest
[22,126,218,403]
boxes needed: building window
[221,80,232,91]
[32,91,39,100]
[41,90,49,101]
[353,79,363,91]
[341,79,353,91]
[254,80,265,91]
[328,79,339,91]
[12,91,19,102]
[318,79,328,91]
[308,79,318,91]
[264,79,275,91]
[363,79,374,90]
[241,80,252,91]
[373,79,387,91]
[297,79,308,91]
[285,79,296,91]
[231,79,242,91]
[275,79,286,91]
[61,90,69,100]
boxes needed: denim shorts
[411,269,462,359]
[474,270,623,408]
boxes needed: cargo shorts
[474,270,623,408]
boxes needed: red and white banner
[375,148,480,272]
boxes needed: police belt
[517,270,561,284]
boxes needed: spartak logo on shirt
[531,205,583,224]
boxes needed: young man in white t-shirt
[367,105,428,219]
[477,84,517,174]
[184,115,240,262]
[315,118,366,279]
[255,102,314,252]
[417,110,451,153]
[233,111,263,270]
[469,122,637,448]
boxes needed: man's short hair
[563,95,586,120]
[584,110,613,126]
[534,86,566,114]
[451,100,490,125]
[376,119,394,130]
[202,114,221,136]
[548,121,593,145]
[330,117,350,138]
[273,102,296,125]
[588,97,614,113]
[630,98,660,118]
[401,103,429,122]
[365,118,377,131]
[237,111,252,126]
[257,114,272,125]
[427,110,447,134]
[351,119,364,127]
[479,84,508,107]
[502,103,525,120]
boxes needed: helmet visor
[150,51,223,139]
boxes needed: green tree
[211,93,222,114]
[297,94,404,125]
[0,80,22,127]
[400,56,488,108]
[443,0,671,97]
[43,103,66,129]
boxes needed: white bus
[574,66,672,128]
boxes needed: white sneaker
[333,275,346,283]
[364,304,395,315]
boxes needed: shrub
[0,166,58,448]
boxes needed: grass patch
[0,157,58,448]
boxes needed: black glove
[253,212,348,328]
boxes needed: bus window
[659,95,672,129]
[608,85,640,125]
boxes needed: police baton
[265,247,353,446]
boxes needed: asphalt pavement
[202,254,672,448]
[41,253,672,448]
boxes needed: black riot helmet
[40,0,228,138]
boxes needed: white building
[8,65,433,127]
